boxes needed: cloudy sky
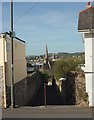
[2,2,86,55]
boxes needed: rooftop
[78,5,94,32]
[0,32,25,44]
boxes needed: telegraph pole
[44,83,47,107]
[10,0,15,108]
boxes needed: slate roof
[78,6,94,32]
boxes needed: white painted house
[0,32,27,108]
[78,2,94,106]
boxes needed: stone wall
[3,71,88,107]
[65,72,76,105]
[75,72,88,106]
[65,72,88,106]
[29,72,88,106]
[6,71,42,107]
[55,72,89,106]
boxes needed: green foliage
[41,71,49,79]
[41,70,53,83]
[83,93,88,102]
[52,57,83,80]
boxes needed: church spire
[43,43,51,70]
[45,43,48,63]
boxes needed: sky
[2,2,87,55]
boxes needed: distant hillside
[26,52,85,60]
[52,52,84,58]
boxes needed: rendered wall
[0,35,7,108]
[0,34,27,108]
[0,37,5,65]
[84,33,94,106]
[5,34,27,86]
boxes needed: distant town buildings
[27,44,52,72]
[26,51,85,73]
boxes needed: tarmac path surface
[2,106,94,119]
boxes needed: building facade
[78,2,94,106]
[0,32,27,108]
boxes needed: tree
[52,57,83,81]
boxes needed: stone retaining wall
[6,71,42,107]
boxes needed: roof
[79,6,92,13]
[1,32,25,43]
[78,6,94,31]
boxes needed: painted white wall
[85,74,93,93]
[85,37,93,72]
[0,37,5,65]
[0,35,7,108]
[84,33,94,106]
[88,92,94,106]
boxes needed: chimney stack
[86,2,91,8]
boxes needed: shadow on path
[29,79,66,106]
